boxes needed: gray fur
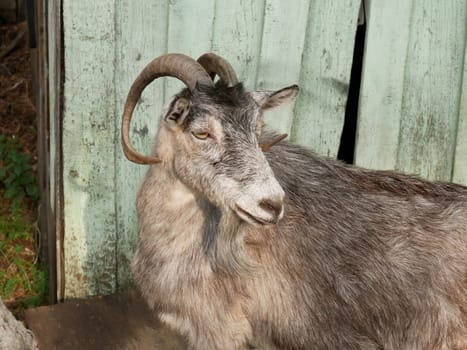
[132,82,467,350]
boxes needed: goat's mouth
[234,205,276,226]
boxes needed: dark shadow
[337,21,366,164]
[24,290,186,350]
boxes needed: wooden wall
[56,0,361,298]
[43,0,467,298]
[355,0,467,183]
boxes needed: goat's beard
[204,207,257,276]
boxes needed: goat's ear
[250,85,299,110]
[163,97,190,127]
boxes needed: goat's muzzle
[234,191,285,226]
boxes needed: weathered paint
[62,0,117,298]
[212,0,266,89]
[356,0,467,183]
[164,0,215,99]
[354,0,412,170]
[114,0,170,290]
[291,0,361,157]
[256,0,310,135]
[396,0,467,181]
[453,41,467,186]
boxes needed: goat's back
[246,142,467,349]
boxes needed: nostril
[258,199,283,218]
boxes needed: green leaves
[0,135,40,206]
[0,204,47,310]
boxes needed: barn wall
[355,0,467,184]
[59,0,360,298]
[48,0,467,298]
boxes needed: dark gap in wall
[337,20,366,164]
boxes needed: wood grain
[396,0,467,181]
[356,0,467,183]
[355,0,412,170]
[62,0,117,297]
[256,0,310,135]
[114,0,170,289]
[211,0,265,89]
[291,0,361,157]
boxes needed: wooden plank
[44,0,55,215]
[211,0,266,89]
[395,0,467,181]
[62,0,117,298]
[291,0,361,157]
[356,0,467,182]
[164,0,216,101]
[166,0,215,55]
[453,40,467,186]
[354,0,412,170]
[48,0,63,301]
[114,0,170,288]
[256,0,310,135]
[33,0,46,286]
[35,0,57,303]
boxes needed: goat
[122,53,467,350]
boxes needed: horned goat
[122,53,467,350]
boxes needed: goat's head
[122,53,298,226]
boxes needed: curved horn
[260,134,288,152]
[122,53,214,164]
[197,53,238,87]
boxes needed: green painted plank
[291,0,361,157]
[256,0,310,135]
[354,0,412,170]
[164,0,216,101]
[211,0,266,89]
[62,0,117,298]
[395,0,467,181]
[356,0,467,182]
[114,0,170,288]
[453,40,467,186]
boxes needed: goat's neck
[144,165,253,276]
[201,204,255,275]
[137,166,203,256]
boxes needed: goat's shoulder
[265,139,467,201]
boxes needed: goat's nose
[258,199,283,219]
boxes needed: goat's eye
[192,131,210,140]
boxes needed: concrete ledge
[24,290,186,350]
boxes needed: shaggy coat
[133,83,467,350]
